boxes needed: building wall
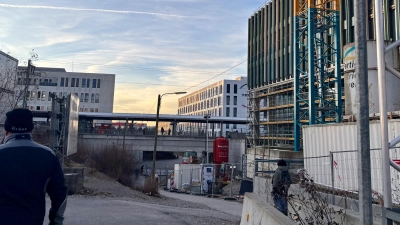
[177,77,248,135]
[16,67,115,114]
[247,0,400,150]
[0,51,18,123]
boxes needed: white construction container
[303,119,400,196]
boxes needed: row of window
[60,78,101,88]
[21,91,100,103]
[79,93,100,103]
[179,95,238,114]
[17,78,58,87]
[179,84,239,106]
[179,107,238,117]
[29,105,99,112]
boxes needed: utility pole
[354,0,373,222]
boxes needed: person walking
[271,159,291,216]
[0,108,67,225]
[168,128,171,135]
[161,127,165,135]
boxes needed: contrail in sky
[0,3,208,19]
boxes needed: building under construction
[246,0,400,158]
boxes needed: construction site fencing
[161,163,245,194]
[253,148,400,223]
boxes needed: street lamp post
[151,92,187,180]
[204,114,211,163]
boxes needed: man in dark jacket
[0,108,67,225]
[272,159,291,216]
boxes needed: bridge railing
[78,127,247,139]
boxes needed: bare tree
[0,52,19,123]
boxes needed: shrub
[143,178,159,196]
[71,142,139,188]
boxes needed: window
[82,78,86,87]
[65,78,69,87]
[48,92,51,101]
[226,123,229,129]
[90,108,94,112]
[219,85,222,94]
[80,93,84,102]
[226,96,230,105]
[234,96,237,105]
[219,108,221,116]
[84,108,88,112]
[59,92,62,97]
[92,79,97,88]
[60,78,65,87]
[76,78,79,87]
[226,84,230,93]
[91,94,95,103]
[37,91,41,100]
[95,108,99,112]
[233,108,237,117]
[36,106,40,110]
[47,106,51,111]
[71,78,75,87]
[41,92,46,101]
[234,84,237,94]
[63,92,68,97]
[95,93,100,103]
[79,108,83,112]
[233,124,237,129]
[85,93,89,103]
[97,79,101,88]
[226,107,230,117]
[30,106,34,110]
[86,79,90,88]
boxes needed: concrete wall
[245,148,303,178]
[79,134,245,164]
[240,192,297,225]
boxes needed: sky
[0,0,264,114]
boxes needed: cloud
[0,3,209,19]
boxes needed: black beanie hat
[4,108,34,133]
[277,159,287,166]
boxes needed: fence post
[330,151,335,205]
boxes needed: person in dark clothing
[0,108,67,225]
[271,159,291,216]
[168,128,171,135]
[161,127,165,135]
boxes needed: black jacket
[0,133,67,225]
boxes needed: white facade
[16,67,115,114]
[177,77,248,135]
[0,51,18,124]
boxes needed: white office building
[0,51,18,125]
[177,76,248,136]
[16,67,115,115]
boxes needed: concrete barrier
[64,173,78,195]
[64,167,84,191]
[240,192,297,225]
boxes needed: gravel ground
[67,164,241,224]
[222,180,242,196]
[77,174,213,210]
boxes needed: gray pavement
[160,190,243,217]
[43,195,241,225]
